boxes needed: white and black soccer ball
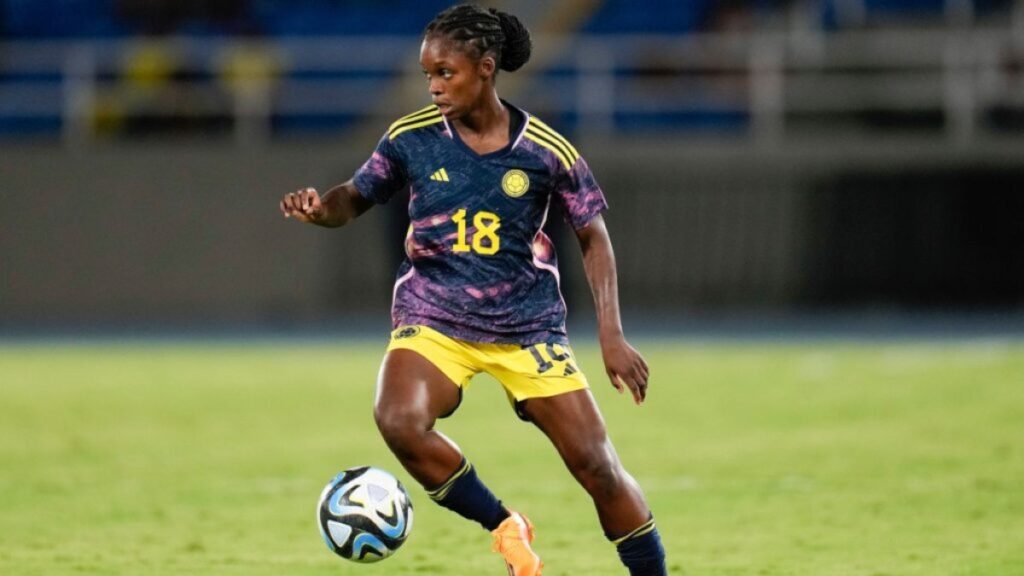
[317,466,414,563]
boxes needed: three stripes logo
[388,105,443,141]
[429,168,450,182]
[523,117,580,171]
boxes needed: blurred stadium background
[2,0,1022,335]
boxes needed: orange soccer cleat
[491,511,543,576]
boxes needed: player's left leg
[523,390,667,576]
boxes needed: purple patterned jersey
[353,103,607,345]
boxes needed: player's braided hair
[424,3,532,73]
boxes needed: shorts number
[452,209,501,255]
[524,343,578,375]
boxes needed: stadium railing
[0,28,1022,146]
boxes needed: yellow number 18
[452,208,501,255]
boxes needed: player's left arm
[575,214,650,405]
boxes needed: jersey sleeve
[352,134,408,204]
[553,155,609,230]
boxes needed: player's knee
[374,404,428,451]
[570,446,624,498]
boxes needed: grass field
[1,339,1022,575]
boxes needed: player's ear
[478,55,496,81]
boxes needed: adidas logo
[429,168,450,182]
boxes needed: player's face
[420,37,492,120]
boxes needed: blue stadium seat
[2,0,127,38]
[823,0,1010,27]
[582,0,714,34]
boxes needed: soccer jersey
[353,102,607,345]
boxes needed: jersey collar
[442,99,529,161]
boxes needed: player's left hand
[600,335,649,405]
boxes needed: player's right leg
[373,348,465,487]
[375,327,541,575]
[373,331,514,528]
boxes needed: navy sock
[612,517,667,576]
[426,458,510,531]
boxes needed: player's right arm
[285,115,412,226]
[279,180,373,228]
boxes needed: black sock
[426,458,510,531]
[612,516,667,576]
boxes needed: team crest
[392,326,421,340]
[501,169,529,198]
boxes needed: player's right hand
[280,187,324,223]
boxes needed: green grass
[1,340,1023,575]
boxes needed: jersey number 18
[452,208,501,255]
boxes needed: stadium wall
[3,139,1022,329]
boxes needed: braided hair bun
[424,4,532,74]
[491,8,532,72]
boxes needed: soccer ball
[317,466,414,563]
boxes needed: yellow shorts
[386,325,589,420]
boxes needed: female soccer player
[280,5,666,575]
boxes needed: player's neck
[454,92,507,140]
